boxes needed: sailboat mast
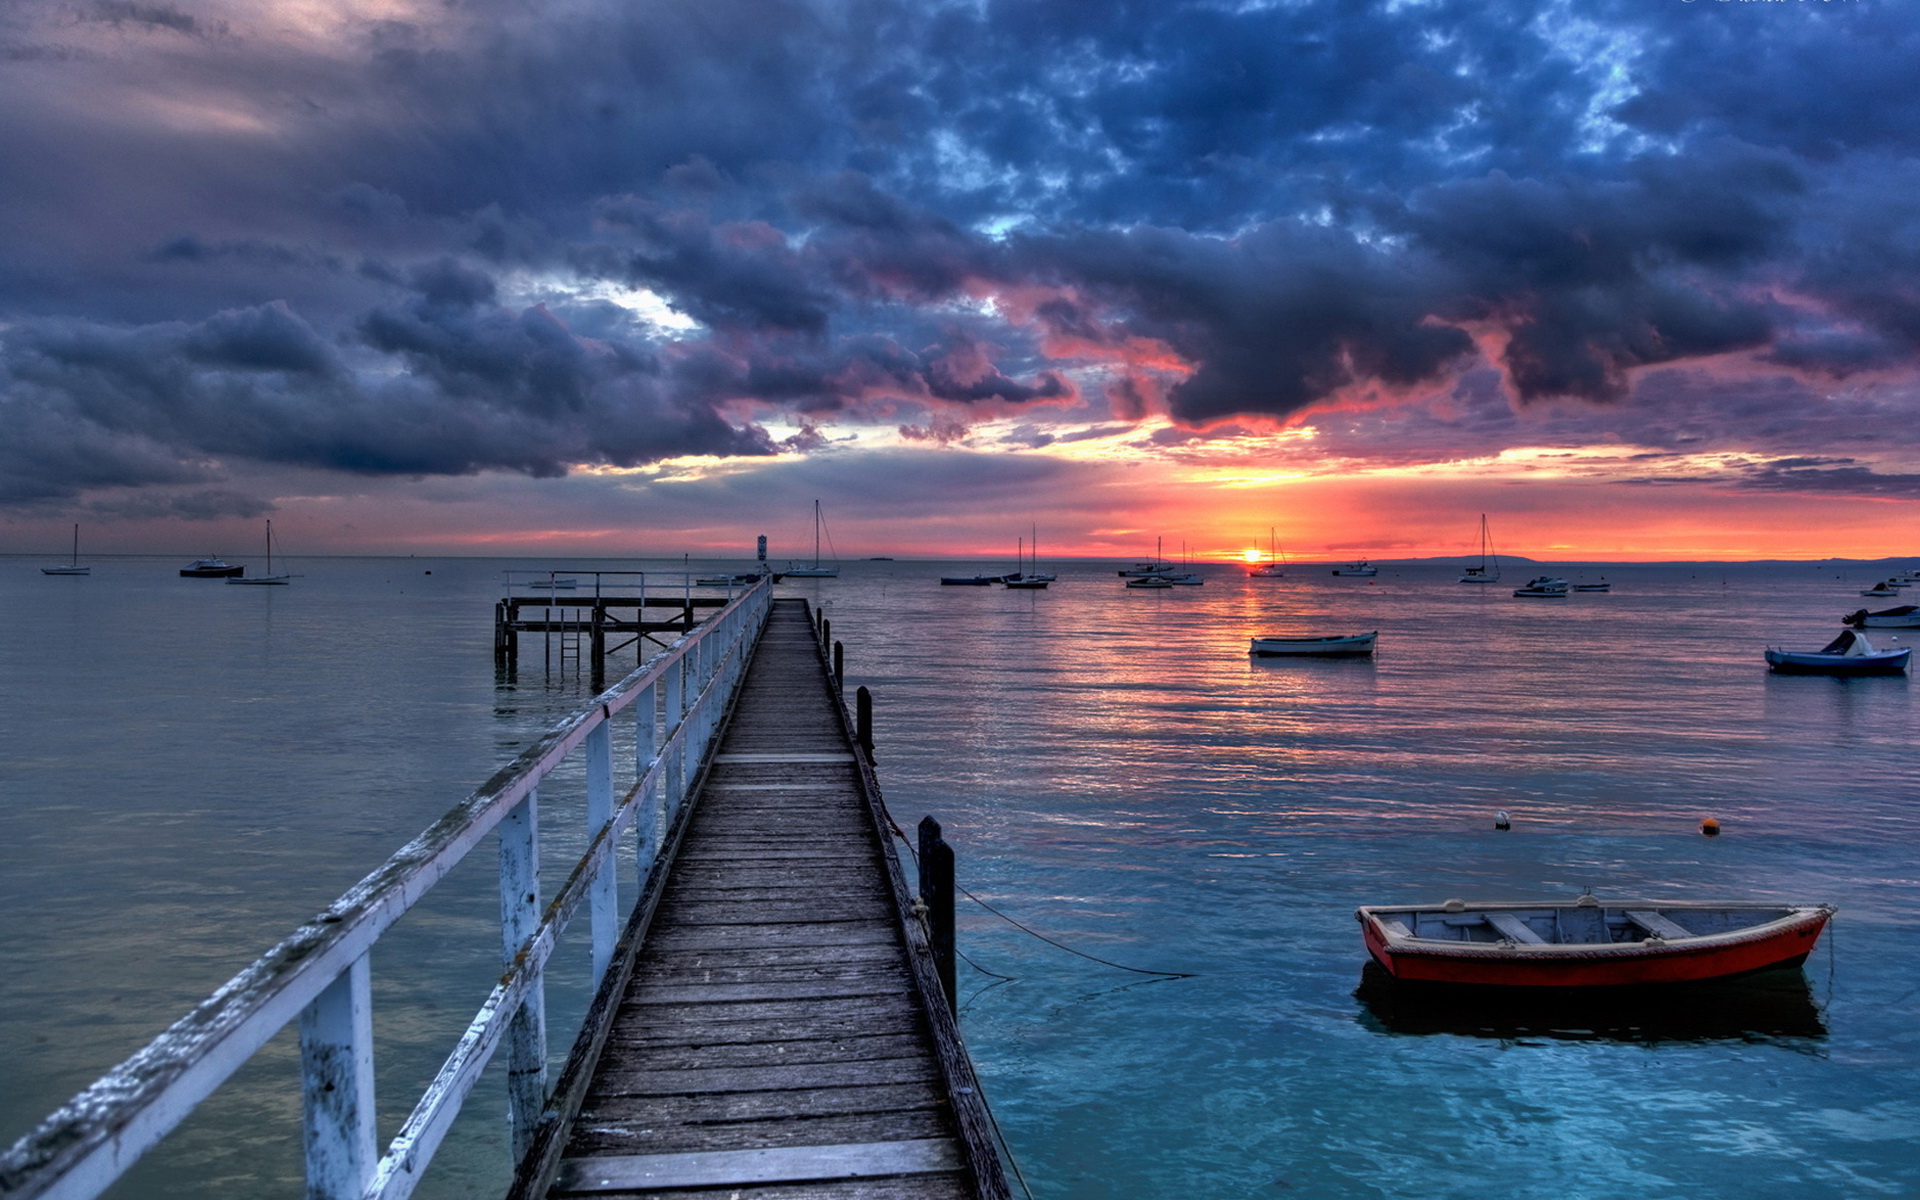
[71,524,79,566]
[813,499,822,568]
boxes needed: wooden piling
[918,816,957,1015]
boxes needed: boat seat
[1482,911,1546,945]
[1377,918,1414,940]
[1624,910,1692,940]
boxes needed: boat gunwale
[1357,902,1833,961]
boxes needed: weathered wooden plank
[586,1057,939,1098]
[606,1012,925,1050]
[627,977,913,1006]
[554,1139,959,1193]
[639,922,898,951]
[564,1108,954,1158]
[600,1033,929,1071]
[573,1175,971,1200]
[618,993,921,1027]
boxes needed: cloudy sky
[3,0,1918,561]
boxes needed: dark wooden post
[855,686,873,761]
[918,816,956,1014]
[832,640,844,690]
[590,603,607,689]
[820,617,831,655]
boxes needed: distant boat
[1331,560,1378,577]
[528,577,579,590]
[1860,580,1903,597]
[1512,576,1569,598]
[1124,575,1174,589]
[1843,605,1920,628]
[1118,536,1174,578]
[41,525,90,576]
[227,520,293,586]
[1571,581,1611,592]
[1000,534,1049,588]
[1765,628,1911,675]
[783,500,840,578]
[180,557,244,578]
[1358,897,1835,987]
[940,575,998,586]
[695,572,764,587]
[1248,527,1286,578]
[1458,515,1499,584]
[1249,632,1377,657]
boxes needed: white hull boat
[1513,576,1569,598]
[1765,629,1911,675]
[1331,560,1378,577]
[42,524,91,575]
[784,500,840,578]
[1844,605,1920,628]
[1250,632,1377,657]
[1860,581,1902,597]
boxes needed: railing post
[635,681,660,889]
[299,953,376,1200]
[498,791,546,1163]
[833,640,844,690]
[663,654,685,817]
[855,686,873,761]
[917,816,956,1015]
[586,720,617,987]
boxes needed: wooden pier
[508,597,1009,1200]
[494,592,730,685]
[1,583,1009,1200]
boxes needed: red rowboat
[1357,895,1834,988]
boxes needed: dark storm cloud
[3,0,1920,510]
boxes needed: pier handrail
[0,577,775,1200]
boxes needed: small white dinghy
[1844,605,1920,628]
[1765,628,1911,676]
[1860,581,1903,597]
[1249,632,1377,657]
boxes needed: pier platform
[509,598,1009,1200]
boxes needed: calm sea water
[2,554,1916,1199]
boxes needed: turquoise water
[2,556,1916,1197]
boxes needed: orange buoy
[1701,817,1721,837]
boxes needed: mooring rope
[889,819,1195,979]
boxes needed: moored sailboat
[227,520,293,585]
[1458,515,1499,584]
[783,499,840,578]
[41,525,91,576]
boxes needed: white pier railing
[0,578,775,1200]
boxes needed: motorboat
[940,575,999,586]
[1512,576,1569,598]
[1458,515,1499,584]
[1166,573,1204,585]
[1859,581,1903,597]
[1843,605,1920,628]
[527,578,579,589]
[695,572,764,587]
[1119,536,1174,577]
[1571,581,1612,592]
[1765,628,1911,675]
[1124,575,1174,589]
[1003,576,1049,589]
[1249,632,1377,657]
[1331,560,1378,577]
[180,557,244,578]
[41,524,90,576]
[1357,895,1834,987]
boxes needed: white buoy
[1493,810,1511,830]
